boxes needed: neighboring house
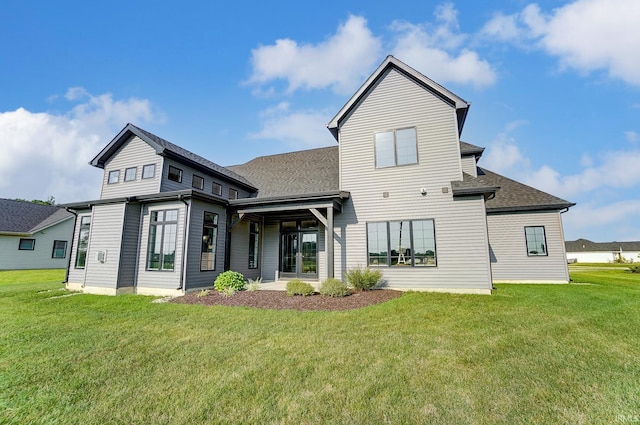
[566,239,640,263]
[63,56,574,296]
[0,199,74,270]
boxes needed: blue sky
[1,0,639,242]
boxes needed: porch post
[327,206,334,279]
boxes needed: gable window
[192,175,204,190]
[212,182,222,196]
[142,164,156,179]
[19,238,35,250]
[525,226,547,256]
[200,212,218,271]
[168,165,182,183]
[108,170,120,184]
[124,167,137,182]
[52,240,67,258]
[375,127,417,168]
[229,188,238,200]
[367,219,436,267]
[147,210,178,271]
[75,216,91,268]
[249,221,259,269]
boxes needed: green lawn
[1,268,639,424]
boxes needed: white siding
[100,136,161,199]
[0,219,74,270]
[487,211,570,282]
[84,204,126,289]
[335,68,492,290]
[461,156,477,177]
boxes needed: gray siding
[488,211,570,282]
[0,218,74,270]
[84,204,126,289]
[461,156,477,177]
[160,158,252,199]
[135,201,186,290]
[67,210,91,284]
[229,220,261,281]
[116,203,142,288]
[262,222,279,281]
[183,200,228,290]
[100,136,161,199]
[334,68,492,290]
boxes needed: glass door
[280,220,318,279]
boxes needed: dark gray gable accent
[0,199,72,234]
[327,55,471,140]
[90,123,257,191]
[61,189,230,210]
[460,141,485,157]
[478,168,575,213]
[565,238,640,252]
[451,174,499,197]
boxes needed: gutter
[62,207,78,284]
[178,195,191,291]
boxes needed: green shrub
[345,267,383,290]
[286,279,315,296]
[246,277,262,292]
[318,278,350,297]
[214,271,246,292]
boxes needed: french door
[280,220,317,279]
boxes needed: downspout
[178,195,191,291]
[63,208,78,284]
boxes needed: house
[63,56,574,296]
[566,239,640,263]
[0,199,74,270]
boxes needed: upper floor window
[374,127,417,168]
[142,164,156,179]
[52,240,67,258]
[124,167,137,182]
[19,238,35,250]
[212,182,222,196]
[108,170,120,184]
[229,188,238,200]
[525,226,547,256]
[168,165,183,183]
[192,175,204,190]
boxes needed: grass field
[1,267,638,424]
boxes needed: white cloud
[390,4,496,88]
[247,15,382,95]
[248,102,335,149]
[625,131,639,143]
[0,89,158,203]
[482,0,640,86]
[564,200,640,241]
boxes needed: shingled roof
[90,124,257,191]
[460,141,485,157]
[0,199,73,234]
[227,146,339,198]
[477,168,575,212]
[565,238,640,252]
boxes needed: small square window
[52,240,67,258]
[108,170,120,184]
[19,238,35,250]
[212,182,222,196]
[124,167,137,182]
[168,165,183,183]
[142,164,156,179]
[229,188,238,200]
[192,175,204,190]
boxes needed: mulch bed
[170,289,403,311]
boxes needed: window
[168,165,182,183]
[124,167,137,182]
[525,226,547,256]
[367,219,436,267]
[52,240,67,258]
[249,221,259,269]
[108,170,120,184]
[142,164,156,179]
[375,127,417,168]
[75,216,91,268]
[19,238,35,250]
[200,212,218,271]
[229,188,238,200]
[147,210,178,271]
[212,182,222,196]
[192,174,204,190]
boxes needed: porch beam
[309,208,327,227]
[327,206,334,279]
[229,213,245,232]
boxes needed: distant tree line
[14,196,56,205]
